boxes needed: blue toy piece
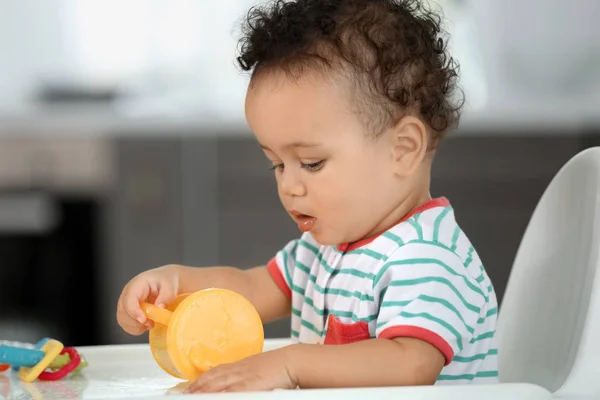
[0,338,87,383]
[0,338,50,371]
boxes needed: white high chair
[497,146,600,398]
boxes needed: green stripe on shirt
[450,226,461,251]
[374,258,486,300]
[316,285,374,301]
[299,240,334,273]
[281,247,294,289]
[379,276,482,314]
[295,297,378,323]
[345,248,387,261]
[300,319,323,336]
[288,265,374,302]
[465,246,475,267]
[437,370,498,381]
[405,239,455,256]
[380,294,475,334]
[380,300,412,307]
[486,307,498,317]
[418,294,475,334]
[377,311,464,351]
[476,307,498,324]
[408,219,423,240]
[294,276,374,302]
[295,261,311,275]
[453,348,498,363]
[471,331,495,343]
[383,231,404,244]
[296,241,376,279]
[332,266,377,280]
[433,207,452,241]
[299,240,378,279]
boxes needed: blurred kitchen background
[0,0,598,346]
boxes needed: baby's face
[245,72,406,245]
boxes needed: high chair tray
[1,339,552,400]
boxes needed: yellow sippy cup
[141,288,264,381]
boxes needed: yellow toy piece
[141,288,264,381]
[18,340,64,383]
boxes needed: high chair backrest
[497,147,600,396]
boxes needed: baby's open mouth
[290,211,316,232]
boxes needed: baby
[117,0,498,393]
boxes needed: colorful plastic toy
[0,338,87,382]
[142,288,264,381]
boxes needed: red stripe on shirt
[338,197,451,252]
[379,325,455,365]
[267,257,292,299]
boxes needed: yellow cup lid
[145,289,264,381]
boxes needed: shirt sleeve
[267,238,299,299]
[373,242,487,365]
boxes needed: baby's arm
[185,332,445,392]
[171,238,301,324]
[174,265,291,323]
[288,337,444,387]
[118,264,290,335]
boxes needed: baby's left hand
[184,347,296,393]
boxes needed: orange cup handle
[141,302,173,326]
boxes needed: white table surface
[0,339,556,400]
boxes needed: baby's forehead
[247,67,351,97]
[245,66,400,148]
[247,69,369,129]
[260,140,324,152]
[247,65,395,132]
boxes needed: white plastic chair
[497,146,600,397]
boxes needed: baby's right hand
[116,265,180,335]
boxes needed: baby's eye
[302,160,324,172]
[269,163,284,172]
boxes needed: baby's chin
[305,228,333,245]
[309,228,356,247]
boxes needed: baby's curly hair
[237,0,464,144]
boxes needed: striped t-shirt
[267,197,499,384]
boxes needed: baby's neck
[360,164,432,241]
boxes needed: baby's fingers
[122,284,151,324]
[117,298,148,335]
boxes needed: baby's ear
[389,116,429,177]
